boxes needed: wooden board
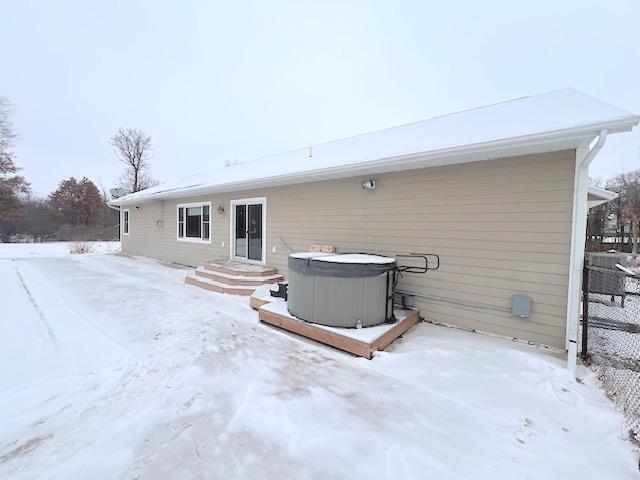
[250,296,270,310]
[310,244,336,253]
[258,305,420,359]
[371,313,420,351]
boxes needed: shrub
[69,241,95,254]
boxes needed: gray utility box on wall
[512,295,532,318]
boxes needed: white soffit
[588,186,618,209]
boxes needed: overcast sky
[2,0,639,196]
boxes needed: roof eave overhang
[588,185,618,209]
[112,116,639,205]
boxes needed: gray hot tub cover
[288,253,396,278]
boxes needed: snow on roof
[113,88,639,205]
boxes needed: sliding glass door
[234,204,247,257]
[231,198,265,263]
[247,203,263,261]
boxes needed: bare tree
[586,202,608,249]
[612,169,640,254]
[586,176,612,250]
[22,197,54,243]
[0,97,30,241]
[111,128,156,193]
[0,97,17,164]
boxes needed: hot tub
[287,252,397,328]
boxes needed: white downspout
[566,129,608,377]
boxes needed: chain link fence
[580,252,640,440]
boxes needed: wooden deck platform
[258,301,420,359]
[250,283,280,310]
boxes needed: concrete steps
[185,261,282,296]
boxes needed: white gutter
[566,129,608,377]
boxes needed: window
[177,202,211,243]
[122,209,129,235]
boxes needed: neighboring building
[110,88,638,367]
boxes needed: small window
[203,205,210,240]
[177,202,211,243]
[122,209,129,235]
[178,207,184,238]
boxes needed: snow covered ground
[0,244,637,479]
[0,241,120,259]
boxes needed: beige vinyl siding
[121,150,575,348]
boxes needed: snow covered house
[110,88,638,361]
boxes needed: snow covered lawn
[0,241,120,259]
[0,244,637,479]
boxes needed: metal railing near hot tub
[385,253,440,323]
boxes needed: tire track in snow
[13,263,58,349]
[15,258,132,356]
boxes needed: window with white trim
[177,202,210,242]
[122,209,129,235]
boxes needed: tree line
[588,169,640,254]
[0,96,156,242]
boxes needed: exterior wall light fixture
[362,179,376,190]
